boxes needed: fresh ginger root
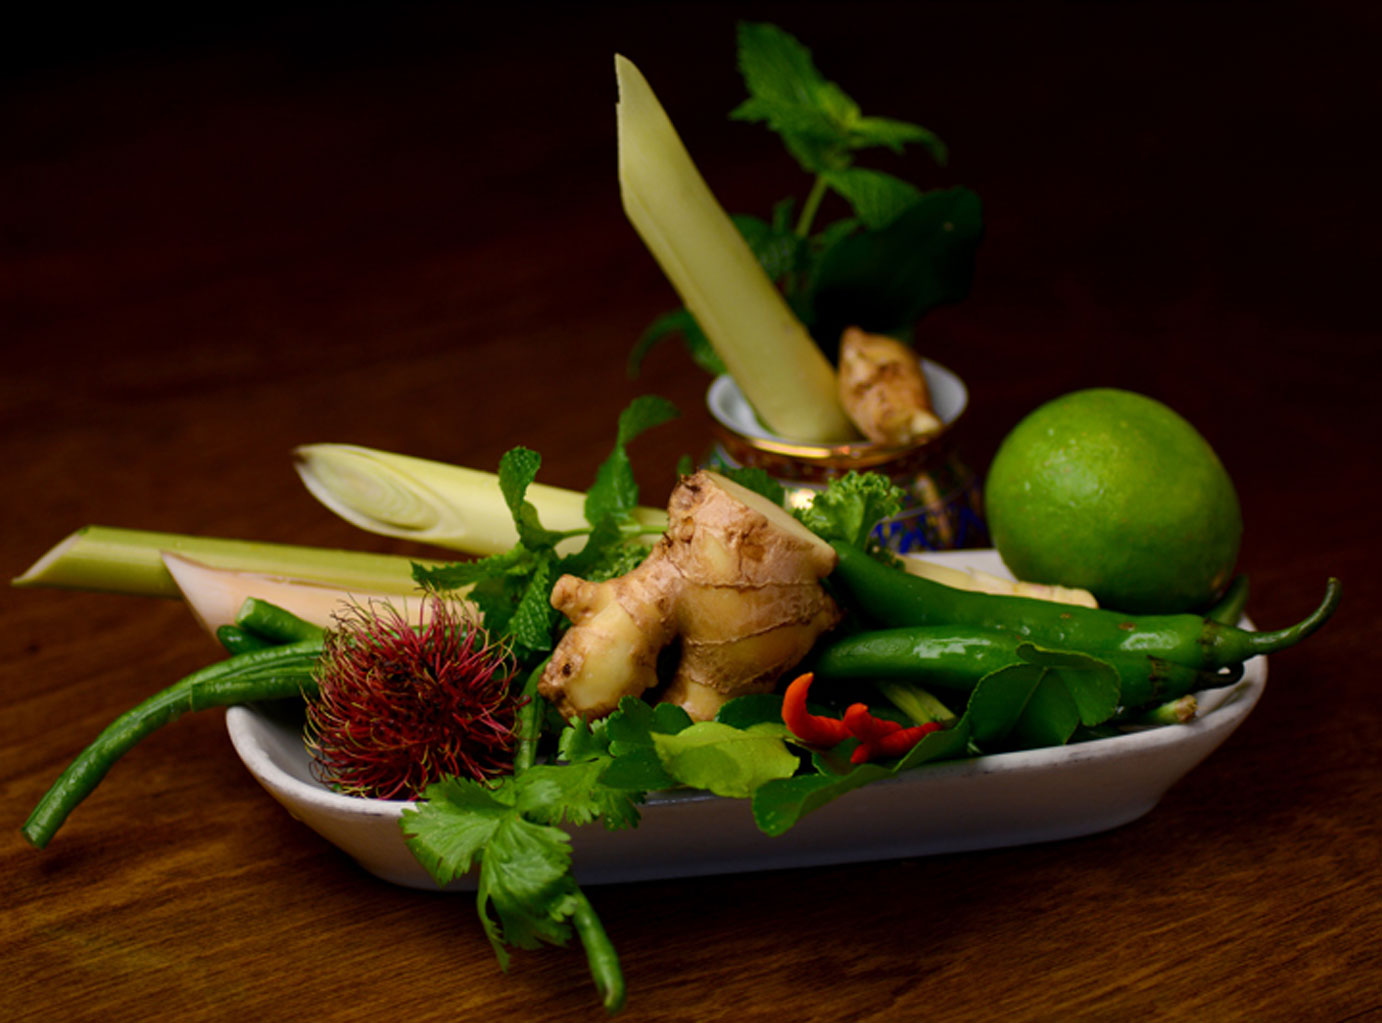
[837,326,944,446]
[539,470,841,721]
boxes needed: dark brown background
[3,3,1378,1021]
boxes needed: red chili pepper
[782,674,945,763]
[843,703,902,741]
[843,704,943,764]
[781,673,850,747]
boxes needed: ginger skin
[538,471,841,721]
[837,326,943,446]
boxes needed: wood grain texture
[3,4,1379,1021]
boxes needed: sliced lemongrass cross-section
[615,54,856,444]
[12,525,431,600]
[293,443,667,557]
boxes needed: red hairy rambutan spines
[305,594,519,800]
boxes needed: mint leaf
[820,168,923,230]
[809,185,983,347]
[499,447,566,551]
[627,308,726,377]
[584,395,679,528]
[851,116,948,163]
[506,557,557,655]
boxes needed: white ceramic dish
[226,549,1265,891]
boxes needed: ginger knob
[837,326,943,446]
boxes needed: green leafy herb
[966,644,1122,751]
[414,397,677,665]
[793,470,904,551]
[402,764,640,967]
[631,21,983,373]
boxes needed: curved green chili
[829,542,1340,672]
[812,624,1243,710]
[22,639,322,849]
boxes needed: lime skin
[985,388,1243,615]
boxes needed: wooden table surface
[4,4,1378,1021]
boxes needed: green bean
[504,657,626,1013]
[22,639,322,849]
[512,658,549,776]
[234,597,326,644]
[570,889,627,1015]
[216,624,273,656]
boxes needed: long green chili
[812,624,1243,710]
[829,542,1340,672]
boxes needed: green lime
[985,388,1242,614]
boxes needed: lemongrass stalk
[899,555,1099,608]
[163,554,436,634]
[614,54,856,444]
[293,443,667,556]
[12,525,430,600]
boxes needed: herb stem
[794,174,830,238]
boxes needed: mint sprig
[631,21,983,375]
[413,396,678,664]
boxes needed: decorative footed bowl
[705,358,987,552]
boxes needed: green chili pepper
[811,624,1242,710]
[828,542,1340,673]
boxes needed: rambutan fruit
[304,594,519,800]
